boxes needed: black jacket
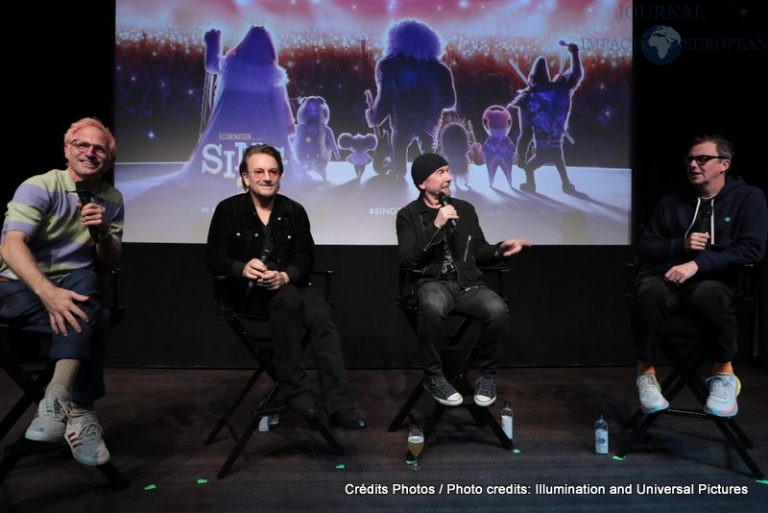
[206,193,314,286]
[396,196,501,289]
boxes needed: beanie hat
[411,153,449,188]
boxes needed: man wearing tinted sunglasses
[630,135,767,418]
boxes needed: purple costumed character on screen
[337,132,377,180]
[510,43,583,193]
[182,26,296,182]
[481,105,516,189]
[292,96,339,181]
[365,19,456,177]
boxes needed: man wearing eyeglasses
[205,144,365,429]
[0,118,124,465]
[632,135,767,418]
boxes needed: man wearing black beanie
[396,153,531,407]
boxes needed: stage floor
[1,366,766,512]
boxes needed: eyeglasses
[248,168,280,179]
[70,140,108,158]
[684,155,726,165]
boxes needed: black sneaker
[423,375,463,406]
[473,375,497,407]
[329,408,366,429]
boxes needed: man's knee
[269,285,302,312]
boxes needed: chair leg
[388,379,426,432]
[205,368,265,445]
[304,417,344,455]
[217,416,261,479]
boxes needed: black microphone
[437,193,457,230]
[246,240,275,296]
[75,182,99,243]
[696,200,713,235]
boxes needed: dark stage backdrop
[4,1,767,368]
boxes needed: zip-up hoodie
[638,176,768,275]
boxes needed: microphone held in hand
[246,240,275,296]
[437,193,457,230]
[697,200,713,235]
[75,182,99,243]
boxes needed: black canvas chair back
[617,263,764,480]
[388,267,514,459]
[0,269,129,488]
[204,271,343,479]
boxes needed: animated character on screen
[436,116,482,191]
[481,105,517,189]
[365,19,457,177]
[337,132,377,180]
[292,96,339,181]
[182,26,296,180]
[509,42,583,194]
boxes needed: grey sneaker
[65,409,110,466]
[704,374,740,418]
[636,373,669,414]
[423,375,463,406]
[25,384,70,442]
[473,375,497,407]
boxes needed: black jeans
[246,285,355,415]
[415,278,509,377]
[631,273,737,363]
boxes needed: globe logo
[641,25,682,65]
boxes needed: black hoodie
[638,176,768,275]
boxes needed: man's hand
[242,258,267,281]
[684,231,710,251]
[664,261,699,285]
[499,239,533,257]
[39,285,90,336]
[256,269,288,291]
[434,204,458,230]
[79,201,109,238]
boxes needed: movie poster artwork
[116,0,631,244]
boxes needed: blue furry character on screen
[365,19,457,178]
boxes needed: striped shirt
[0,169,124,280]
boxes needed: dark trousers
[246,285,354,415]
[631,272,737,363]
[415,279,509,377]
[0,269,110,404]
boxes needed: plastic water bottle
[501,401,514,440]
[594,415,609,455]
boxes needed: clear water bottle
[594,415,609,455]
[501,401,514,440]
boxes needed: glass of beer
[407,425,424,471]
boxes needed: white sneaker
[636,373,669,414]
[65,409,110,466]
[704,374,740,418]
[25,384,70,442]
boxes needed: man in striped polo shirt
[0,118,124,466]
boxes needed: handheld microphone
[697,201,713,235]
[437,193,457,230]
[75,182,99,243]
[246,240,275,296]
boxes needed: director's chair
[617,263,764,480]
[204,272,344,479]
[0,269,129,488]
[389,267,514,457]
